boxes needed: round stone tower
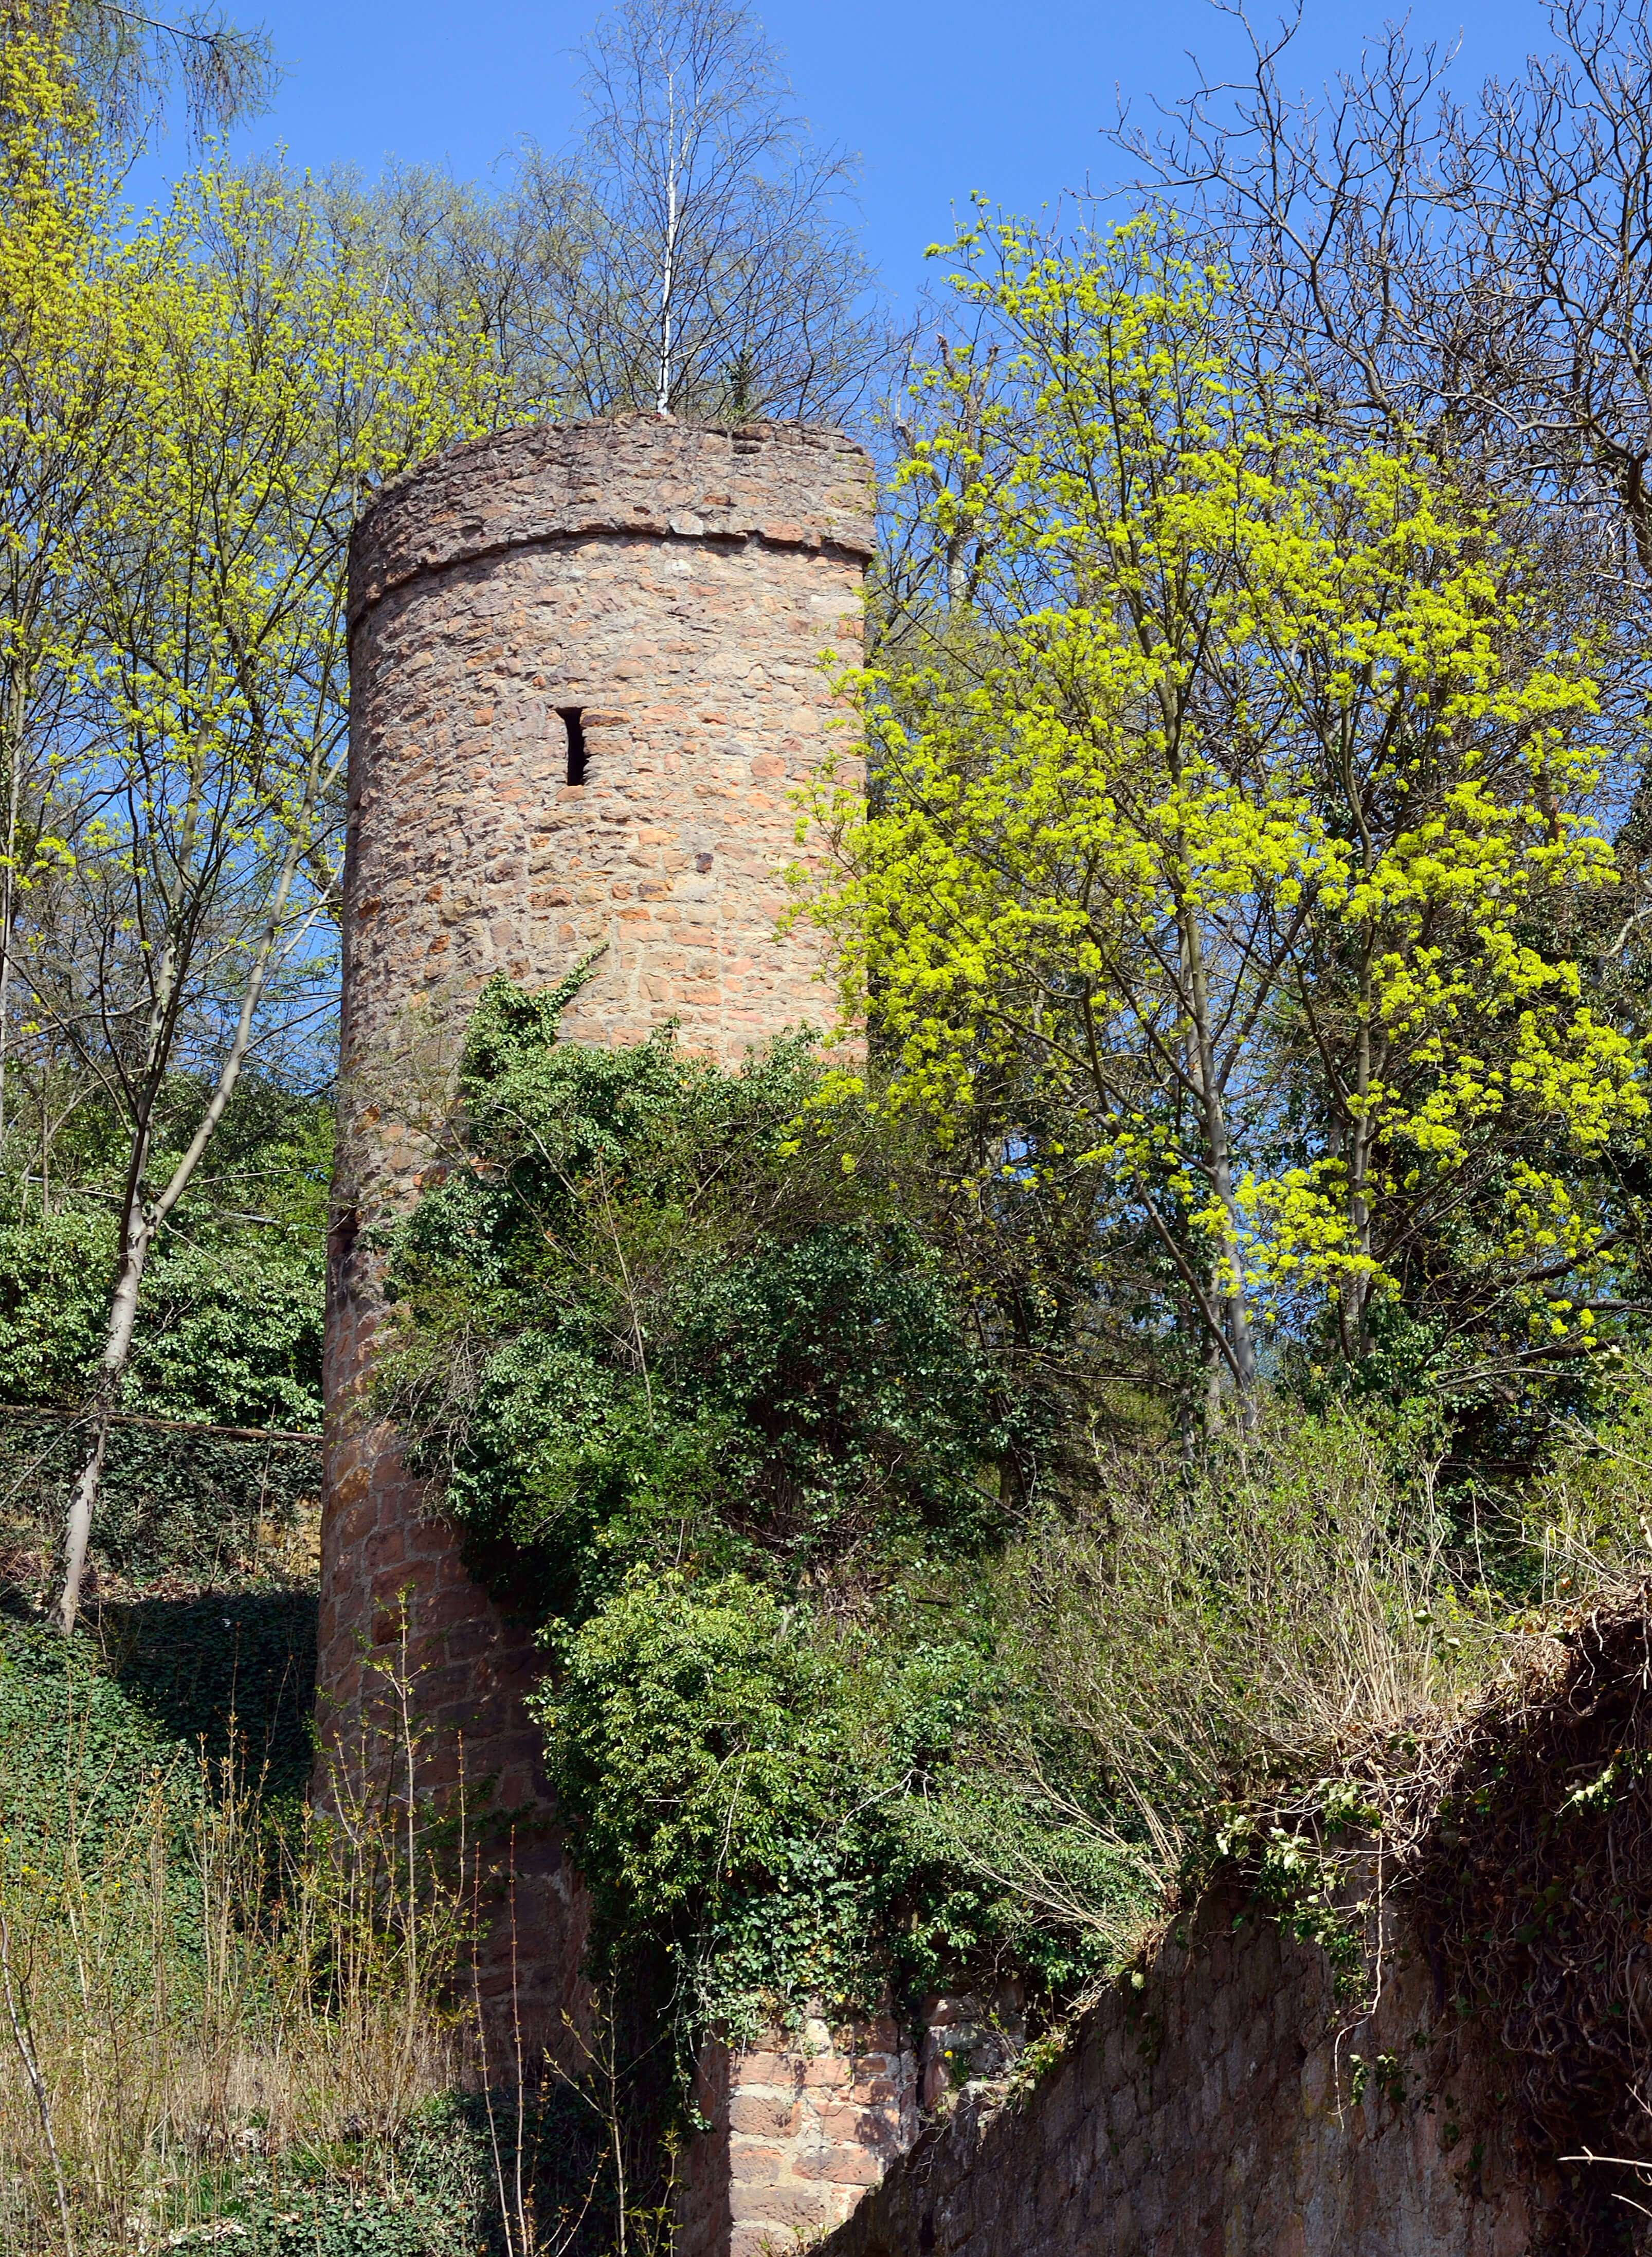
[320,414,874,2035]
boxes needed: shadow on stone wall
[818,1886,1555,2257]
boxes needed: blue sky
[148,0,1563,304]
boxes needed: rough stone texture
[817,1893,1554,2257]
[321,414,870,2055]
[678,2015,921,2257]
[349,412,876,633]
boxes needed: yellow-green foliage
[806,216,1642,1388]
[1,6,500,985]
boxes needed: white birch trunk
[656,70,679,416]
[52,1183,150,1634]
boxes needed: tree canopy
[806,216,1652,1426]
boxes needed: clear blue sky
[151,0,1562,304]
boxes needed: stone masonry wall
[677,2014,920,2257]
[818,1889,1555,2257]
[322,416,874,2048]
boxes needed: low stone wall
[818,1892,1554,2257]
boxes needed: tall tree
[303,155,583,431]
[808,220,1645,1419]
[4,0,278,146]
[1110,3,1652,594]
[556,0,892,423]
[0,16,131,1167]
[0,57,496,1624]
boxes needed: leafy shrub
[539,1566,1143,2045]
[0,1076,328,1432]
[385,978,1039,1616]
[232,2096,492,2257]
[380,978,1119,2043]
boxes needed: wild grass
[0,1604,683,2257]
[6,1381,1652,2248]
[0,1630,474,2255]
[1010,1401,1486,1853]
[932,1386,1652,1981]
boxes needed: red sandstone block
[366,1527,406,1571]
[814,2101,903,2144]
[379,1556,437,1599]
[723,2142,787,2183]
[790,2145,884,2187]
[336,1500,379,1551]
[728,2097,803,2139]
[729,2230,800,2257]
[801,2055,851,2088]
[443,1626,499,1670]
[727,2186,834,2229]
[316,1663,361,1711]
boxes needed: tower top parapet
[349,412,877,630]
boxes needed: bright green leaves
[384,977,1030,1615]
[534,1566,1127,2042]
[810,214,1642,1396]
[536,1570,836,1936]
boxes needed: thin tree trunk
[0,673,25,1156]
[52,1178,150,1634]
[1179,903,1260,1410]
[656,70,679,414]
[49,798,320,1634]
[1347,948,1375,1357]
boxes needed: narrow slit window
[558,707,587,786]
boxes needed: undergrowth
[368,979,1652,2248]
[14,975,1652,2251]
[370,976,1652,2249]
[0,1605,678,2256]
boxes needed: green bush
[231,2096,492,2257]
[380,977,1117,2043]
[385,979,1039,1617]
[537,1567,1140,2041]
[0,1071,326,1596]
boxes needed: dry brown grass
[958,1389,1652,2242]
[0,1638,477,2255]
[931,1392,1652,1966]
